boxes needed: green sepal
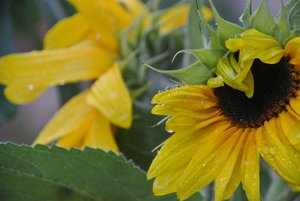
[249,0,276,35]
[145,61,213,85]
[177,48,225,68]
[209,0,244,46]
[273,6,292,46]
[188,0,204,49]
[241,0,252,28]
[284,0,300,32]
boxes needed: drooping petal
[257,118,300,189]
[226,29,284,64]
[177,127,242,200]
[56,114,94,148]
[33,91,94,145]
[241,129,260,201]
[83,111,119,152]
[87,63,132,128]
[44,14,94,49]
[67,0,131,51]
[0,43,113,104]
[159,4,189,34]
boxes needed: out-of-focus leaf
[0,143,204,201]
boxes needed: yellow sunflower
[147,1,300,201]
[0,0,189,151]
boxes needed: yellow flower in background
[0,0,189,151]
[147,1,300,200]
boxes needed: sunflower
[147,1,300,201]
[0,0,189,151]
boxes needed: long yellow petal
[0,44,113,104]
[215,129,247,201]
[148,118,230,180]
[44,14,93,49]
[83,111,119,152]
[256,119,300,189]
[33,91,94,145]
[87,63,132,128]
[241,129,260,201]
[159,4,189,34]
[177,127,241,200]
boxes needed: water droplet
[270,147,277,155]
[95,34,101,39]
[28,85,34,90]
[201,163,207,167]
[118,113,128,121]
[59,81,65,86]
[244,160,250,166]
[165,128,173,133]
[110,91,118,99]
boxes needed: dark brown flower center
[213,57,299,128]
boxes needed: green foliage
[284,0,300,32]
[241,0,252,28]
[209,0,244,47]
[0,143,203,201]
[273,7,292,46]
[249,0,275,35]
[182,48,225,68]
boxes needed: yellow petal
[68,0,131,51]
[33,91,94,145]
[177,127,241,200]
[284,37,300,65]
[57,113,94,148]
[159,4,189,34]
[279,107,300,149]
[215,129,247,201]
[44,14,93,49]
[152,85,217,115]
[241,129,260,201]
[87,63,132,128]
[148,118,230,180]
[200,6,214,22]
[289,91,300,115]
[0,44,113,104]
[83,111,119,152]
[256,118,300,189]
[153,170,183,196]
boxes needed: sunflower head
[148,0,300,200]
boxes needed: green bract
[151,0,300,86]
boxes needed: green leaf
[250,0,276,35]
[0,143,202,201]
[241,0,252,28]
[145,61,212,85]
[209,0,244,46]
[273,7,291,46]
[181,48,225,68]
[188,0,204,49]
[284,0,300,31]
